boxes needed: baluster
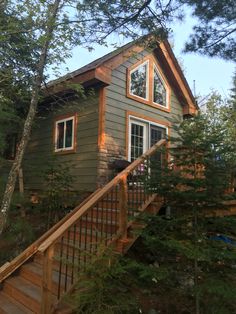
[118,175,128,239]
[41,245,54,314]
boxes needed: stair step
[20,262,73,296]
[0,292,34,314]
[3,276,43,312]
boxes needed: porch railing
[37,138,167,313]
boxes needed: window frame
[54,113,77,153]
[128,114,169,162]
[129,60,149,101]
[127,55,170,112]
[153,64,168,108]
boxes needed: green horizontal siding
[23,93,99,192]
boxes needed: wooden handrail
[38,139,167,252]
[0,188,101,283]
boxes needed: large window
[127,56,169,111]
[54,114,76,152]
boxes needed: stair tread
[0,291,34,314]
[21,262,72,286]
[5,276,41,303]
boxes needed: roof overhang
[43,39,198,115]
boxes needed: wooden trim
[98,87,106,149]
[118,175,128,239]
[103,45,145,70]
[159,41,197,115]
[126,54,171,113]
[41,245,54,314]
[53,112,78,154]
[125,110,171,159]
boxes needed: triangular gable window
[127,56,170,112]
[153,66,166,107]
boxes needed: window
[130,61,148,100]
[54,114,76,152]
[130,120,148,162]
[153,66,166,107]
[129,116,167,162]
[127,56,169,111]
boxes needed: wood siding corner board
[158,42,197,115]
[98,88,106,150]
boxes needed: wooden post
[41,245,54,314]
[118,175,128,239]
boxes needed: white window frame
[153,64,168,108]
[129,60,149,101]
[129,119,148,162]
[54,115,76,152]
[128,115,168,161]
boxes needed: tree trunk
[0,0,61,234]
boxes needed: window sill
[127,93,170,113]
[54,148,77,155]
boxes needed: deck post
[118,175,128,239]
[41,245,54,314]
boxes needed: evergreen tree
[180,0,236,60]
[144,102,236,313]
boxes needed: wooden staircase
[0,139,166,313]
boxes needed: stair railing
[37,138,166,313]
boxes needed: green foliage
[142,96,236,312]
[137,214,236,313]
[42,161,75,225]
[70,249,139,314]
[180,0,236,60]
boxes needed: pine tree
[143,103,236,313]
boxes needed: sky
[59,10,235,101]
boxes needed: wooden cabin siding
[23,93,99,193]
[99,50,183,182]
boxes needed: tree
[181,0,236,60]
[0,5,34,157]
[145,103,235,313]
[0,0,185,233]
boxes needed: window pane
[153,68,166,106]
[130,63,147,99]
[65,119,73,148]
[150,125,166,165]
[130,123,144,162]
[150,125,166,147]
[57,121,64,149]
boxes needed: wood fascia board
[102,45,145,70]
[159,42,197,114]
[44,67,111,96]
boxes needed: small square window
[54,115,76,152]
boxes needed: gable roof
[45,39,198,115]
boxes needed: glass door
[129,118,167,161]
[129,120,148,162]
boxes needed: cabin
[3,40,236,314]
[19,39,197,198]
